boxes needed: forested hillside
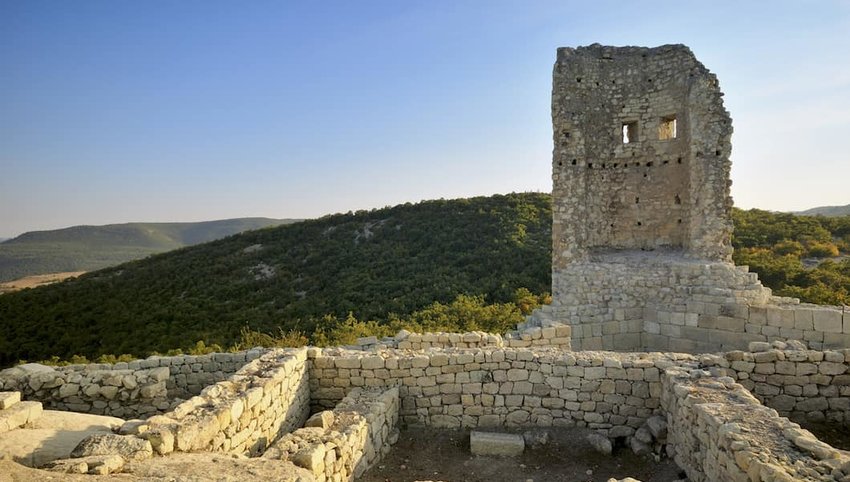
[1,195,847,366]
[0,218,296,282]
[0,194,552,365]
[732,209,850,305]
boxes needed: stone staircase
[0,392,42,433]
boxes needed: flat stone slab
[470,430,524,457]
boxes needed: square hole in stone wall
[622,122,638,144]
[658,116,677,140]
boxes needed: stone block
[0,400,42,433]
[292,444,326,472]
[795,309,815,331]
[304,410,335,429]
[813,309,843,334]
[823,333,850,350]
[335,358,361,369]
[613,333,640,350]
[470,430,525,456]
[361,356,384,370]
[749,307,767,325]
[716,316,746,332]
[0,391,21,410]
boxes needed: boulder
[645,415,668,440]
[634,426,653,444]
[630,436,652,456]
[71,433,153,461]
[304,411,335,429]
[522,429,550,448]
[586,432,612,455]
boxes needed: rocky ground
[0,453,312,482]
[359,427,684,482]
[0,408,313,482]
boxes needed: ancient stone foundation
[4,342,850,481]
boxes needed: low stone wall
[349,325,572,352]
[661,365,850,482]
[310,347,697,435]
[263,387,399,481]
[0,363,172,418]
[143,348,310,456]
[506,321,573,350]
[396,331,505,350]
[0,350,265,418]
[646,300,849,354]
[699,344,850,424]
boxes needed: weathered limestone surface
[470,430,525,456]
[698,343,850,424]
[0,411,122,468]
[662,365,850,481]
[0,399,42,434]
[144,348,310,456]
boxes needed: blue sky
[1,1,849,238]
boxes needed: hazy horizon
[3,1,849,239]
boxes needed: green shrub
[806,241,839,258]
[772,239,804,257]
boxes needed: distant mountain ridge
[0,218,299,282]
[797,204,850,217]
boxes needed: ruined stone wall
[347,325,571,352]
[552,44,733,268]
[0,364,173,419]
[646,300,849,353]
[0,350,266,418]
[144,348,310,456]
[309,347,698,436]
[263,387,399,481]
[661,365,850,481]
[702,345,850,425]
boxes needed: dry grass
[0,272,85,294]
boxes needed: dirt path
[360,427,684,482]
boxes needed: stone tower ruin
[535,44,775,352]
[551,44,733,265]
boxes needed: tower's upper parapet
[551,44,733,268]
